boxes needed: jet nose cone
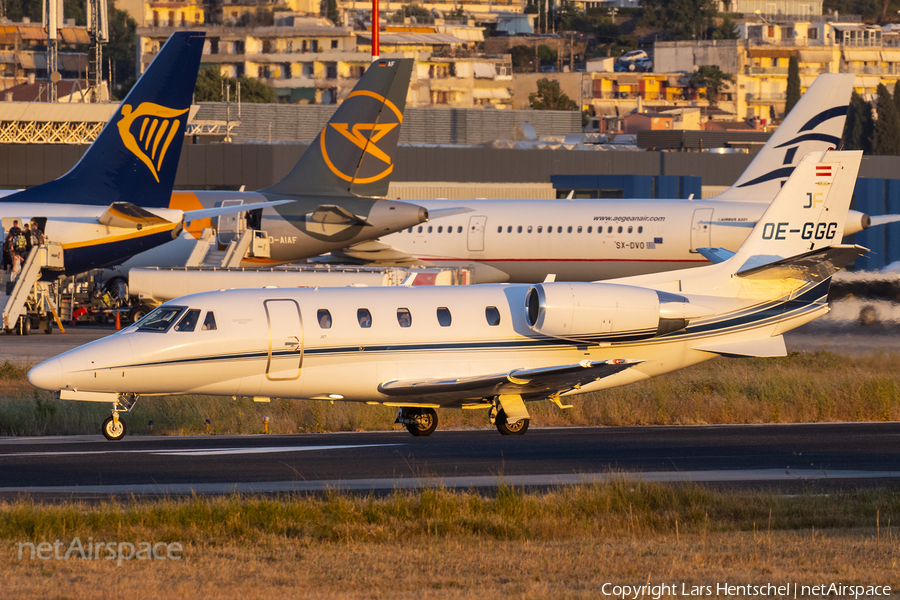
[28,358,63,391]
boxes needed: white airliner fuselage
[361,199,869,283]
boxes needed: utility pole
[86,0,108,102]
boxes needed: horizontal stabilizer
[696,247,735,264]
[377,359,642,404]
[869,214,900,227]
[99,203,171,228]
[183,199,293,224]
[428,207,476,220]
[736,244,867,281]
[336,240,419,263]
[693,336,787,358]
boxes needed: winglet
[5,31,205,207]
[261,58,414,199]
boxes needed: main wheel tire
[16,315,30,335]
[404,408,438,437]
[128,304,151,324]
[102,416,126,441]
[44,318,52,334]
[496,410,530,436]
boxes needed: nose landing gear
[102,393,139,441]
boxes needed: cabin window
[417,226,423,233]
[485,306,501,326]
[527,225,533,233]
[607,226,612,233]
[497,226,502,233]
[507,226,512,233]
[437,307,452,326]
[517,226,522,233]
[577,226,582,233]
[638,226,643,233]
[537,226,542,233]
[457,226,462,233]
[587,226,592,233]
[618,226,623,233]
[397,308,412,327]
[628,226,633,234]
[174,309,200,332]
[357,308,372,328]
[437,226,443,233]
[428,226,433,233]
[407,227,412,233]
[202,311,217,331]
[138,306,185,332]
[567,226,573,233]
[557,226,562,233]
[317,309,332,329]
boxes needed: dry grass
[2,351,900,436]
[1,484,898,599]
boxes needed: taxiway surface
[0,423,897,495]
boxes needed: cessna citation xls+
[30,150,865,440]
[339,74,889,283]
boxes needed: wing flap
[377,359,642,404]
[693,335,787,358]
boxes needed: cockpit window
[138,306,185,332]
[202,311,217,331]
[174,309,200,332]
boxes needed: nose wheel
[102,415,126,441]
[101,393,139,441]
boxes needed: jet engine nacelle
[524,282,710,342]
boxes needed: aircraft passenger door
[217,199,245,245]
[467,215,487,252]
[264,299,303,381]
[690,208,713,253]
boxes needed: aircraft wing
[334,240,423,264]
[182,199,293,224]
[377,359,642,405]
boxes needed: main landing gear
[102,393,139,441]
[396,407,438,436]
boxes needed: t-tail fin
[261,58,414,198]
[5,31,205,207]
[712,73,855,203]
[731,149,862,273]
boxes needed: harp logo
[117,103,189,183]
[320,90,403,184]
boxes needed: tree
[843,91,872,153]
[893,80,900,119]
[873,84,900,156]
[509,45,535,71]
[690,65,735,104]
[322,0,339,24]
[711,16,739,40]
[784,55,801,116]
[537,44,557,66]
[194,67,276,103]
[640,0,717,41]
[529,78,577,111]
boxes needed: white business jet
[29,150,864,440]
[339,74,883,283]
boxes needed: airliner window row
[316,307,502,329]
[404,225,644,234]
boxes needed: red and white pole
[372,0,380,61]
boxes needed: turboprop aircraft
[0,31,290,277]
[29,149,865,440]
[96,56,427,278]
[336,73,891,283]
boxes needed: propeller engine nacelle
[524,282,712,343]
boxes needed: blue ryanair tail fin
[6,31,205,207]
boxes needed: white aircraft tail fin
[731,150,862,272]
[712,73,855,203]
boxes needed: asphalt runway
[0,422,897,496]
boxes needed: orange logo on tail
[117,103,189,183]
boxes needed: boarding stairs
[185,228,270,268]
[1,243,65,333]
